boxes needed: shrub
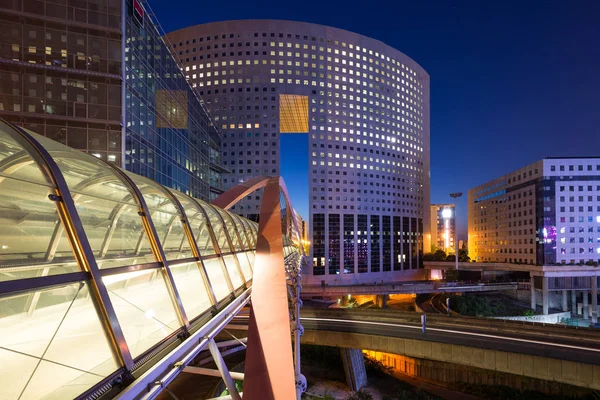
[345,389,373,400]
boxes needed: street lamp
[449,192,463,271]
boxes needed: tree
[433,249,447,261]
[458,248,470,262]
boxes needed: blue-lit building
[124,0,225,199]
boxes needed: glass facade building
[166,20,431,285]
[0,119,284,399]
[0,0,223,201]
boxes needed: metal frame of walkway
[0,120,304,400]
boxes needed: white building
[166,20,431,284]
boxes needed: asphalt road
[299,314,600,365]
[232,310,600,365]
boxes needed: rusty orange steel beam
[211,176,272,211]
[212,176,304,252]
[212,176,299,399]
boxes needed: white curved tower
[166,20,430,284]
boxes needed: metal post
[421,314,427,334]
[209,205,248,287]
[208,338,242,400]
[530,275,536,311]
[571,290,577,315]
[542,277,549,315]
[194,200,236,296]
[446,297,451,316]
[107,166,190,329]
[449,193,462,271]
[562,290,568,312]
[592,277,598,324]
[583,291,589,320]
[162,187,218,309]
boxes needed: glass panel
[0,177,80,281]
[0,123,80,281]
[22,130,157,269]
[124,173,193,261]
[240,218,256,249]
[76,196,156,269]
[200,203,231,253]
[169,262,211,320]
[203,258,230,302]
[102,269,181,358]
[0,121,52,185]
[223,254,244,290]
[231,214,250,250]
[237,252,252,281]
[0,282,119,399]
[218,210,243,252]
[246,250,255,268]
[171,190,216,255]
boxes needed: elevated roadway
[301,281,518,296]
[229,309,600,390]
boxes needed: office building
[429,204,456,253]
[469,157,600,265]
[0,0,223,200]
[166,20,430,284]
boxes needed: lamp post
[449,192,463,271]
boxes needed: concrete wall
[363,350,590,396]
[506,289,565,310]
[302,330,600,390]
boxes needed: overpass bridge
[0,120,305,400]
[227,308,600,391]
[301,281,518,296]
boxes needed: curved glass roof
[0,120,273,399]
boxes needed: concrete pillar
[376,294,388,309]
[571,290,577,315]
[583,291,589,320]
[592,277,598,324]
[562,290,568,312]
[530,275,536,311]
[340,348,367,391]
[542,277,549,315]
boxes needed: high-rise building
[0,0,223,201]
[468,157,600,265]
[166,20,430,284]
[429,204,456,253]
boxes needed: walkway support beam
[208,338,242,400]
[239,177,296,400]
[212,175,305,399]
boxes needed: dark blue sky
[153,0,600,237]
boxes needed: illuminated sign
[132,0,144,27]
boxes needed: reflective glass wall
[124,0,224,200]
[0,120,261,400]
[0,0,223,204]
